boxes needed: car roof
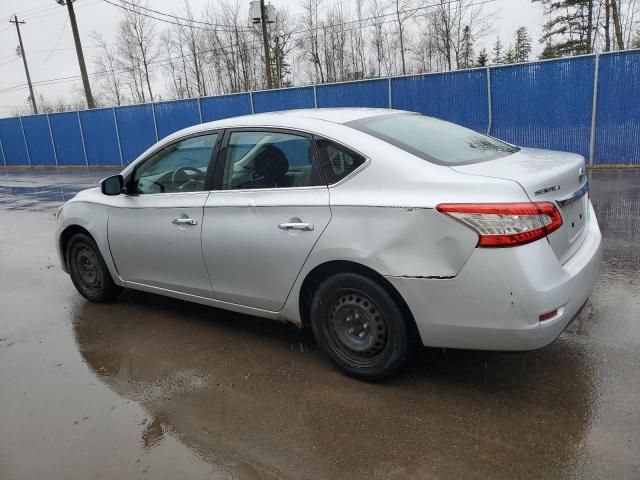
[165,108,412,142]
[245,107,407,124]
[124,108,411,173]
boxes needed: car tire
[66,233,122,303]
[310,272,413,380]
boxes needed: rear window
[347,113,518,165]
[315,138,366,184]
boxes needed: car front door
[108,132,219,297]
[202,129,331,311]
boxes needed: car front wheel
[310,272,413,380]
[66,233,122,303]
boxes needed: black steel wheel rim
[325,289,388,367]
[72,244,102,295]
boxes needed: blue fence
[1,50,639,167]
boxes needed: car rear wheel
[310,273,412,380]
[66,233,122,303]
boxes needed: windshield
[347,113,519,165]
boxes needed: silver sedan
[55,108,602,379]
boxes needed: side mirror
[100,174,124,196]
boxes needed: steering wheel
[171,166,205,186]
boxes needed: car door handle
[172,218,198,226]
[277,222,314,231]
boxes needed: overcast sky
[0,0,544,115]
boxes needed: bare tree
[621,0,639,47]
[353,0,367,78]
[176,1,208,97]
[323,3,350,81]
[117,32,145,103]
[90,32,124,106]
[430,0,454,69]
[200,0,261,93]
[269,7,295,88]
[610,0,626,48]
[411,31,442,72]
[20,89,88,115]
[392,0,415,74]
[116,0,159,102]
[299,0,326,83]
[36,0,510,107]
[429,0,492,70]
[592,0,639,51]
[368,0,389,76]
[160,29,187,99]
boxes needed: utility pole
[56,0,95,109]
[259,0,273,89]
[10,15,38,114]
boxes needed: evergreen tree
[503,47,516,64]
[533,0,594,58]
[492,37,504,64]
[459,26,474,68]
[539,43,561,59]
[476,47,488,67]
[514,26,532,62]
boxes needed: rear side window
[222,131,323,190]
[347,113,518,165]
[315,138,366,184]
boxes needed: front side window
[130,133,218,194]
[222,131,323,190]
[347,114,518,165]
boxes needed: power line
[101,0,254,32]
[97,0,489,81]
[1,1,91,30]
[1,46,99,59]
[0,58,19,69]
[1,0,497,96]
[1,0,498,97]
[114,0,254,31]
[102,0,497,40]
[23,0,101,22]
[10,0,68,17]
[41,17,69,65]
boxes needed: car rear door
[107,132,219,297]
[202,128,330,311]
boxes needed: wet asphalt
[0,168,639,479]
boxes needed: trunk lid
[452,147,589,264]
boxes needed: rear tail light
[436,202,563,248]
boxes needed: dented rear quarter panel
[306,139,532,278]
[279,141,531,324]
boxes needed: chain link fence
[1,50,639,167]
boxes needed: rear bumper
[387,202,602,351]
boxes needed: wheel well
[298,260,417,333]
[59,225,93,269]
